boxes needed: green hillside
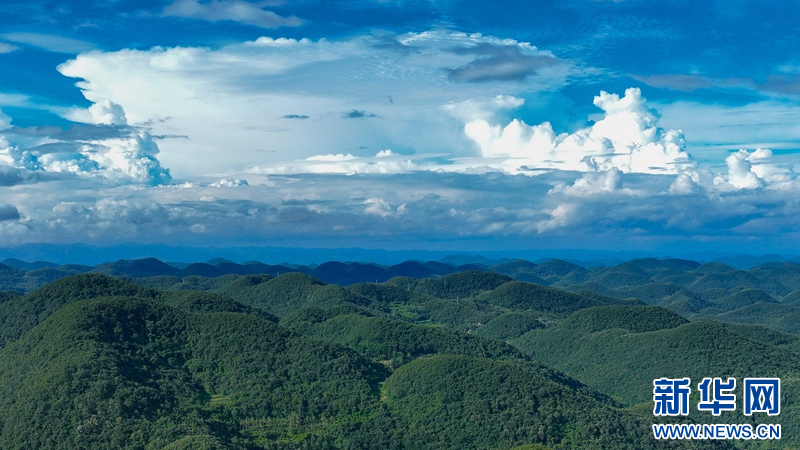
[283,310,523,367]
[0,297,386,449]
[530,259,590,285]
[359,355,728,450]
[0,263,25,290]
[513,306,800,406]
[407,271,513,299]
[748,262,800,290]
[0,258,795,448]
[690,271,790,298]
[711,288,778,311]
[475,281,605,314]
[0,275,731,449]
[214,272,371,317]
[489,260,548,284]
[159,290,279,322]
[0,274,158,347]
[473,312,544,340]
[711,302,800,334]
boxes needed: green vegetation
[283,311,523,367]
[475,281,606,314]
[214,272,373,317]
[473,312,544,340]
[0,290,21,303]
[0,297,386,449]
[401,270,513,299]
[361,355,727,449]
[0,274,158,347]
[513,307,800,404]
[1,255,798,448]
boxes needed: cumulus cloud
[55,30,572,177]
[0,138,40,171]
[211,178,248,187]
[0,103,171,185]
[1,131,171,185]
[712,148,793,190]
[669,172,702,195]
[163,0,303,28]
[89,100,128,126]
[364,197,405,217]
[536,203,576,233]
[463,87,693,175]
[85,131,172,184]
[64,100,128,126]
[549,168,635,197]
[720,150,763,189]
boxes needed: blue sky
[2,0,800,256]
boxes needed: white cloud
[364,197,403,217]
[1,167,799,254]
[0,140,40,171]
[64,100,128,126]
[84,132,172,184]
[210,178,248,187]
[549,168,635,197]
[6,27,800,251]
[712,148,793,190]
[163,0,302,28]
[55,31,572,177]
[463,88,694,175]
[1,33,95,54]
[746,148,794,185]
[0,42,18,54]
[537,203,576,233]
[669,172,701,195]
[0,115,171,185]
[305,153,358,162]
[249,150,422,174]
[90,100,128,126]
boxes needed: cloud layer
[1,26,799,255]
[55,31,572,177]
[0,167,797,255]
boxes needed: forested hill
[0,256,798,448]
[5,255,800,334]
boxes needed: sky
[2,0,800,257]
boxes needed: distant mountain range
[6,253,800,334]
[1,243,798,267]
